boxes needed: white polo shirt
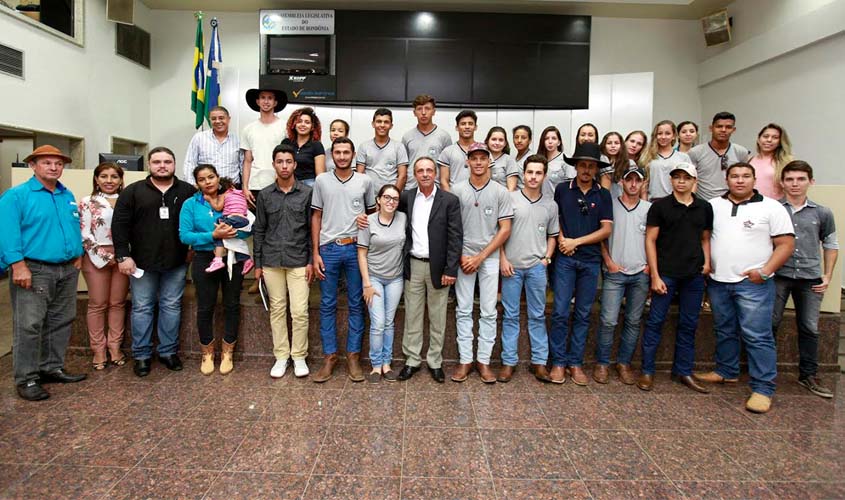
[709,192,794,283]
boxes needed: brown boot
[313,354,338,383]
[347,352,365,382]
[616,364,636,385]
[637,373,654,391]
[531,364,552,383]
[477,362,496,384]
[549,365,566,384]
[200,341,215,376]
[497,365,514,383]
[569,366,589,386]
[219,340,235,375]
[451,363,473,382]
[592,365,609,384]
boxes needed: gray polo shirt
[688,142,750,201]
[504,190,559,269]
[452,179,514,255]
[647,150,692,200]
[356,138,409,191]
[438,143,471,186]
[513,150,532,188]
[490,153,520,188]
[542,153,575,198]
[402,125,453,191]
[776,198,838,280]
[607,197,652,275]
[358,211,407,280]
[311,171,376,246]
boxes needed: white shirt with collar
[411,186,437,259]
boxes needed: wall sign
[259,10,335,35]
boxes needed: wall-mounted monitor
[267,35,331,75]
[99,153,144,171]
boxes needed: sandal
[93,361,107,371]
[111,356,127,367]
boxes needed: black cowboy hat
[245,88,288,113]
[564,142,610,169]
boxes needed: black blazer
[400,187,463,289]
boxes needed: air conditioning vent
[0,43,24,79]
[116,23,150,69]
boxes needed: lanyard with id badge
[159,193,171,219]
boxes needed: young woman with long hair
[625,130,648,165]
[281,106,325,186]
[539,125,573,197]
[599,131,630,193]
[640,120,692,200]
[676,121,699,153]
[485,126,519,191]
[750,123,793,199]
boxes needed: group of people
[1,88,837,415]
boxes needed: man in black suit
[397,157,462,382]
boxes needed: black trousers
[191,251,244,345]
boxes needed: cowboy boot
[220,340,236,375]
[200,340,216,376]
[313,353,338,383]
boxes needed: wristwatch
[116,256,129,263]
[544,256,552,265]
[759,268,772,280]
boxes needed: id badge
[159,207,170,219]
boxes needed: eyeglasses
[720,154,729,170]
[381,195,399,203]
[577,198,589,215]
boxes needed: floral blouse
[79,194,118,269]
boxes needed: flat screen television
[99,153,144,171]
[267,35,330,75]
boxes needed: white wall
[148,11,711,178]
[0,0,152,169]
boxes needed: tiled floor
[0,352,843,500]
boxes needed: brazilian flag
[191,13,205,129]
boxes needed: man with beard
[113,147,197,377]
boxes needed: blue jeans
[367,275,403,367]
[550,255,600,367]
[319,242,364,355]
[640,274,705,375]
[709,278,778,396]
[501,262,549,366]
[596,271,650,366]
[772,276,824,379]
[11,261,79,385]
[130,264,187,359]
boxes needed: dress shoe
[159,354,183,371]
[17,380,49,401]
[347,352,365,382]
[549,365,566,384]
[450,363,473,382]
[616,364,636,385]
[497,365,514,383]
[428,366,445,384]
[477,362,496,384]
[592,365,609,384]
[531,364,552,383]
[672,374,710,394]
[746,392,772,413]
[693,371,738,384]
[637,373,654,391]
[312,353,338,383]
[396,365,420,381]
[38,369,86,384]
[568,366,589,386]
[134,358,151,377]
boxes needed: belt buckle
[335,238,344,246]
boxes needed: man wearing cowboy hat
[241,87,288,207]
[549,142,613,385]
[0,145,86,401]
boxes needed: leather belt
[411,256,430,262]
[334,236,357,246]
[25,258,75,266]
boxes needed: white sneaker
[293,358,309,378]
[270,358,288,378]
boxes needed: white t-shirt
[709,193,794,283]
[241,119,286,191]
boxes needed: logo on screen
[261,15,275,30]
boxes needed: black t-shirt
[281,138,325,181]
[646,195,713,279]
